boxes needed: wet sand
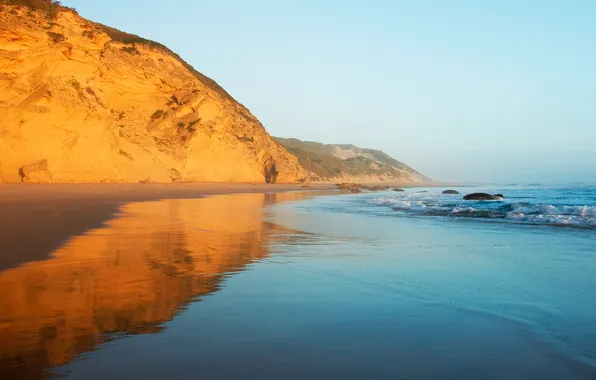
[1,186,595,379]
[0,191,325,379]
[0,183,333,270]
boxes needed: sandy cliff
[0,2,307,183]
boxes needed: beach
[0,185,595,379]
[0,183,335,270]
[1,1,593,379]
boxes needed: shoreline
[0,181,456,271]
[2,184,593,379]
[0,183,336,271]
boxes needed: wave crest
[368,195,596,229]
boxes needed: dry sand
[0,183,334,270]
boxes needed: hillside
[275,137,428,183]
[0,1,307,183]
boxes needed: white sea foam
[509,203,596,217]
[368,195,596,228]
[369,198,428,211]
[505,213,596,228]
[369,197,451,213]
[451,206,478,214]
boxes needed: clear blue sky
[65,0,596,183]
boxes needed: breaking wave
[369,192,596,229]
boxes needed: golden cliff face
[0,192,313,379]
[0,5,307,183]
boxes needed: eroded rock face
[463,193,504,201]
[18,159,52,183]
[0,6,307,183]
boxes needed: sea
[369,185,596,228]
[1,185,595,379]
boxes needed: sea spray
[368,186,596,228]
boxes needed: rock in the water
[463,193,504,201]
[338,183,361,189]
[415,190,428,193]
[442,190,460,195]
[392,188,405,192]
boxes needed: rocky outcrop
[338,183,362,190]
[463,193,504,201]
[442,190,460,195]
[0,3,307,183]
[337,183,391,193]
[18,158,52,183]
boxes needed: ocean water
[1,187,595,379]
[369,185,596,228]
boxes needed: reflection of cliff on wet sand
[0,192,313,379]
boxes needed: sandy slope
[0,5,307,183]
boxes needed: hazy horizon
[64,0,596,183]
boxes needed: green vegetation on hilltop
[0,0,75,18]
[275,138,428,182]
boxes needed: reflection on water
[0,192,313,379]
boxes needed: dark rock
[263,161,279,184]
[338,183,361,189]
[442,190,460,195]
[19,159,52,183]
[463,193,505,201]
[392,188,405,192]
[349,188,362,193]
[168,168,182,182]
[363,185,389,191]
[415,190,428,193]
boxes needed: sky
[64,0,596,183]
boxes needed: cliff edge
[0,1,307,183]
